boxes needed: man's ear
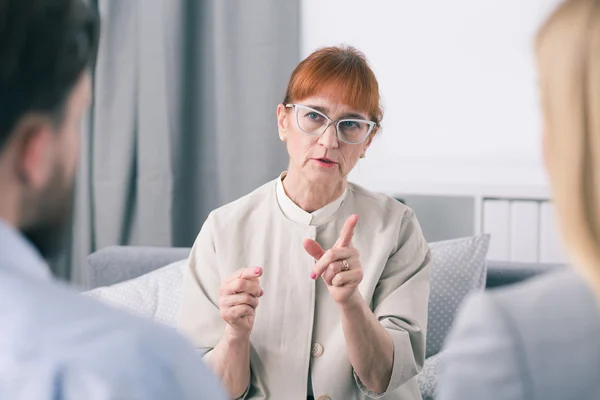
[14,117,56,189]
[277,103,289,141]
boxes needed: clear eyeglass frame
[285,103,377,144]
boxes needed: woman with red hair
[178,46,431,400]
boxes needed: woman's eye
[342,121,359,128]
[308,112,320,120]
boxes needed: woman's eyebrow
[305,104,329,114]
[342,112,368,120]
[304,105,368,120]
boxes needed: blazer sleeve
[355,209,432,396]
[177,212,225,353]
[177,213,253,399]
[438,292,531,400]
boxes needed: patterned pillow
[426,234,490,358]
[83,259,186,328]
[418,352,443,400]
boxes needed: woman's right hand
[219,266,263,340]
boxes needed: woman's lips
[312,158,338,168]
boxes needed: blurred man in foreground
[0,1,226,398]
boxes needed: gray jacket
[439,269,600,400]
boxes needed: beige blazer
[178,179,431,400]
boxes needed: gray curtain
[66,0,298,285]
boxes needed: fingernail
[254,267,261,275]
[259,290,264,296]
[310,272,316,279]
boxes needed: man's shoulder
[0,273,226,399]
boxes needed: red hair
[282,46,383,124]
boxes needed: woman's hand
[219,267,264,340]
[304,214,364,306]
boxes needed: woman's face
[277,94,375,186]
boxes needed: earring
[360,153,366,159]
[279,136,285,141]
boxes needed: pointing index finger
[336,214,359,248]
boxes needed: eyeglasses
[285,104,377,144]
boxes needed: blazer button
[317,396,331,400]
[311,343,324,357]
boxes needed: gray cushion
[426,234,490,358]
[86,246,190,290]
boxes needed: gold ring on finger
[341,259,350,272]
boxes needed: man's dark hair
[0,0,99,150]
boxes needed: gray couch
[85,246,562,291]
[85,246,563,399]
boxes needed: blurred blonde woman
[439,0,600,399]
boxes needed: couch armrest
[485,260,564,288]
[85,246,191,290]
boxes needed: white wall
[301,0,562,196]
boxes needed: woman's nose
[318,123,339,149]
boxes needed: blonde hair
[536,0,600,294]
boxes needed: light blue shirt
[0,219,227,400]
